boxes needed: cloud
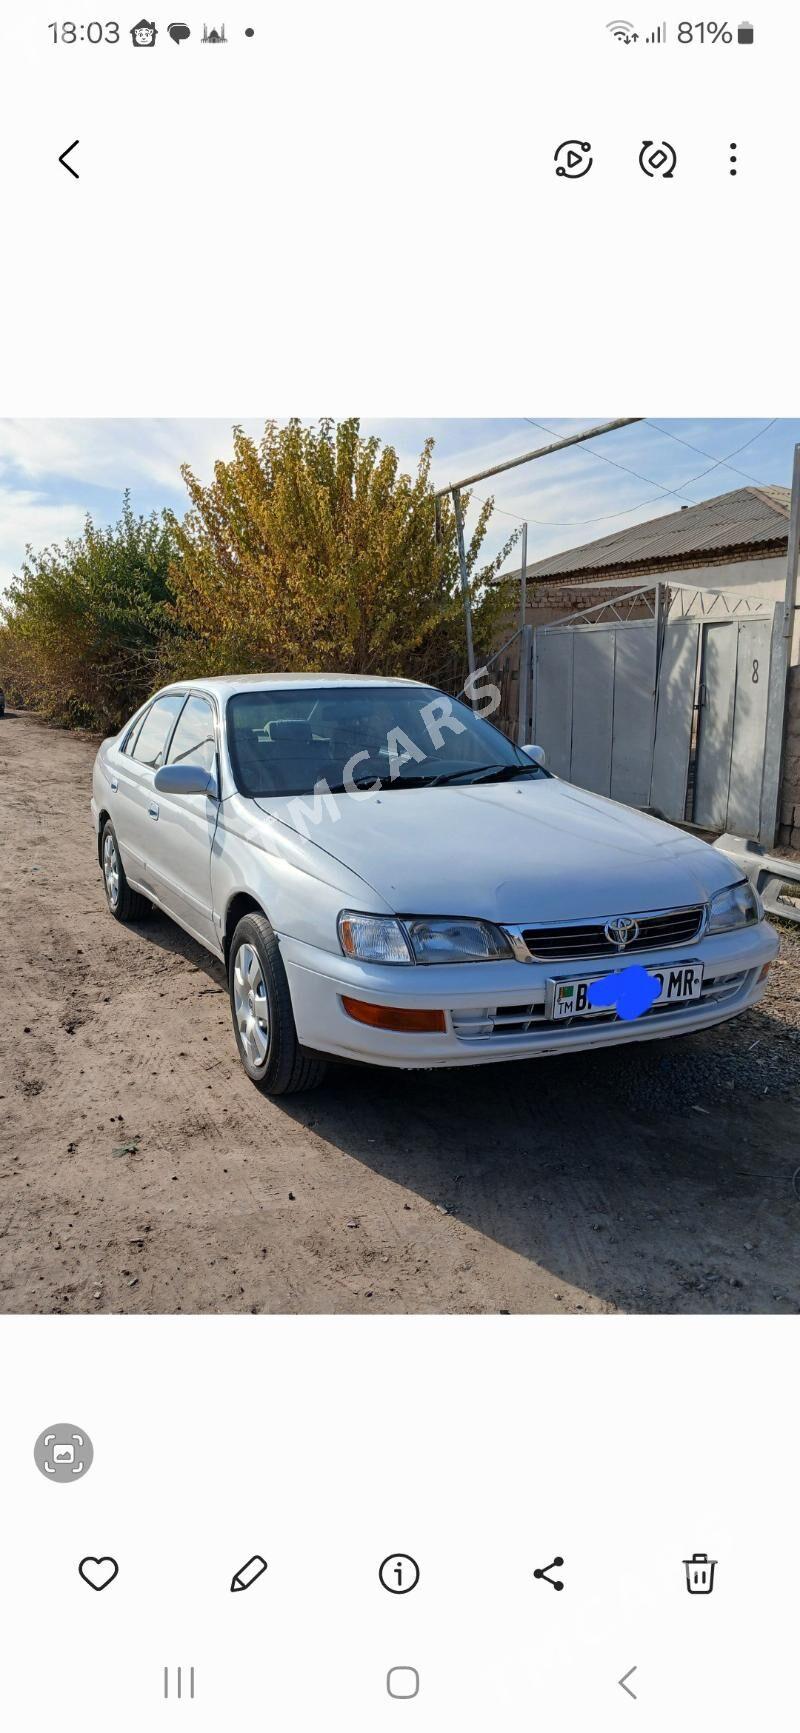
[0,418,265,494]
[0,489,88,594]
[0,418,265,594]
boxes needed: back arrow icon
[619,1666,638,1699]
[59,139,80,179]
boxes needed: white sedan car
[91,672,777,1095]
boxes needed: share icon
[533,1556,565,1591]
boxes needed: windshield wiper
[325,773,440,793]
[464,763,546,785]
[430,762,544,787]
[429,764,503,786]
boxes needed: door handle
[148,801,159,820]
[110,776,118,791]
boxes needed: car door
[112,693,187,889]
[145,692,220,949]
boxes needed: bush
[0,422,516,731]
[0,494,178,732]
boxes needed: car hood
[253,778,737,922]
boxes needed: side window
[130,693,186,769]
[122,707,149,755]
[166,694,217,776]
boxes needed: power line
[469,488,675,529]
[522,415,779,506]
[453,417,783,547]
[644,418,777,486]
[523,417,701,503]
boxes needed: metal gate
[528,582,784,843]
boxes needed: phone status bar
[46,21,258,46]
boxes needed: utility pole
[452,487,476,678]
[435,418,643,681]
[517,521,529,744]
[783,442,800,640]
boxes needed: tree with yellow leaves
[163,419,515,687]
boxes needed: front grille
[451,969,750,1044]
[519,904,705,962]
[452,1003,545,1039]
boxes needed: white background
[0,0,796,413]
[1,1317,797,1731]
[1,6,798,1728]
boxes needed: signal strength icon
[606,18,637,40]
[645,20,667,41]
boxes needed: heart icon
[78,1555,119,1591]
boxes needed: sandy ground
[1,709,799,1316]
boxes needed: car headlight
[337,911,512,964]
[707,880,763,933]
[338,912,414,964]
[403,916,512,963]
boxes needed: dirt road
[1,710,799,1315]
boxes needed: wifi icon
[607,18,637,40]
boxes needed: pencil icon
[230,1553,268,1593]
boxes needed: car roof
[158,672,430,702]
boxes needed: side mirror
[154,763,218,798]
[521,742,546,767]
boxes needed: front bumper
[280,919,779,1069]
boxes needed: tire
[100,819,150,922]
[228,911,327,1095]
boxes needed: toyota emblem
[603,915,639,950]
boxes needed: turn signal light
[758,962,772,981]
[341,997,447,1033]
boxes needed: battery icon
[737,20,754,42]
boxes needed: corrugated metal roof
[515,486,791,582]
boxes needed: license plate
[546,961,703,1021]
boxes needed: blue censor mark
[587,964,661,1022]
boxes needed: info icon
[379,1553,420,1594]
[34,1424,94,1482]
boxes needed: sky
[0,416,797,597]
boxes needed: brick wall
[500,580,652,631]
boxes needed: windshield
[226,685,547,798]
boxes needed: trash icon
[683,1552,716,1594]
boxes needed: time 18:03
[48,22,120,42]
